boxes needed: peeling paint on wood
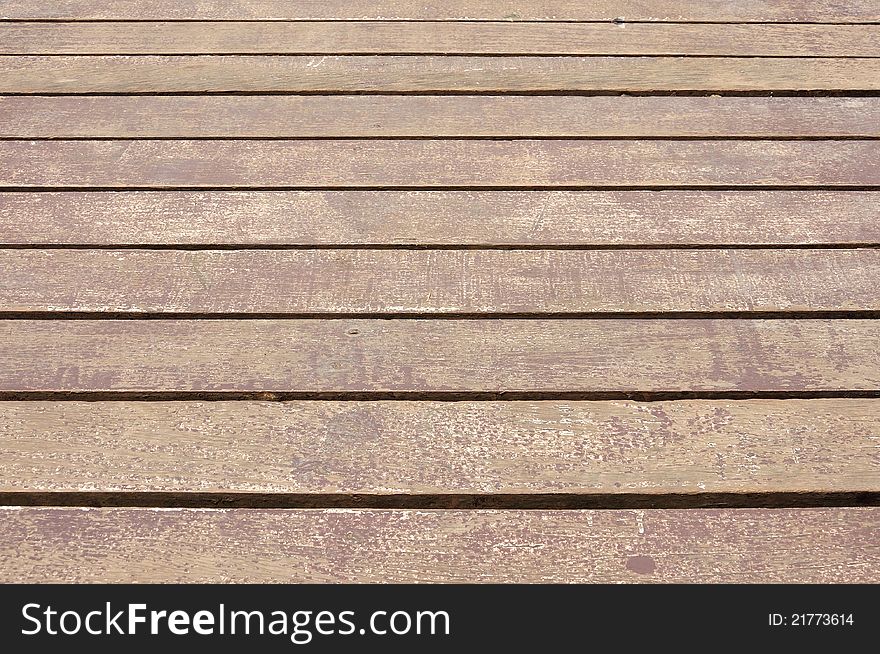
[1,508,876,583]
[1,400,877,494]
[2,248,878,314]
[0,319,877,393]
[2,191,877,246]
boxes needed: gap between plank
[2,244,878,251]
[1,491,876,509]
[4,90,880,97]
[1,20,879,25]
[3,136,879,141]
[4,54,879,59]
[1,391,878,402]
[0,311,879,320]
[4,185,880,191]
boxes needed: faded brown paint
[0,319,877,393]
[3,191,878,246]
[3,140,878,188]
[2,249,878,314]
[4,96,879,139]
[1,508,876,582]
[3,56,879,94]
[2,1,878,22]
[4,22,879,56]
[1,400,877,494]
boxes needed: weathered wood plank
[3,56,879,93]
[4,22,879,56]
[3,140,877,188]
[2,508,876,582]
[3,249,877,314]
[3,191,877,246]
[0,319,876,393]
[2,1,878,23]
[4,96,879,138]
[2,400,877,495]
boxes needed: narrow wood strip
[3,140,877,188]
[4,96,879,138]
[2,1,878,23]
[0,319,876,393]
[2,399,876,495]
[4,22,879,56]
[2,249,877,314]
[2,508,876,582]
[3,191,877,246]
[3,56,879,94]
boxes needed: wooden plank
[5,96,880,138]
[3,191,878,246]
[2,507,876,582]
[2,399,877,495]
[2,249,877,315]
[2,1,879,23]
[3,56,879,93]
[3,140,878,189]
[0,319,876,393]
[4,22,879,56]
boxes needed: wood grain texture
[2,508,877,582]
[0,319,877,393]
[2,399,877,495]
[3,56,880,93]
[4,22,879,56]
[5,96,880,138]
[3,249,877,315]
[2,1,879,23]
[3,191,878,246]
[3,140,878,189]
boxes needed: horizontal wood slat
[2,1,879,23]
[4,96,880,138]
[3,140,878,188]
[2,399,877,495]
[2,508,876,582]
[1,319,876,393]
[3,191,877,246]
[4,22,879,56]
[4,56,880,93]
[3,249,877,315]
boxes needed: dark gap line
[0,391,877,402]
[1,310,879,321]
[4,186,879,192]
[3,243,878,251]
[3,90,880,97]
[1,491,877,510]
[1,19,880,25]
[3,53,880,58]
[3,136,879,142]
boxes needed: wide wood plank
[0,319,876,393]
[2,508,876,582]
[3,140,877,188]
[2,1,878,23]
[3,191,877,246]
[4,22,879,56]
[5,96,880,138]
[3,56,879,93]
[3,249,877,315]
[2,400,876,495]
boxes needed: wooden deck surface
[0,0,877,584]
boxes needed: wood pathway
[0,1,877,583]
